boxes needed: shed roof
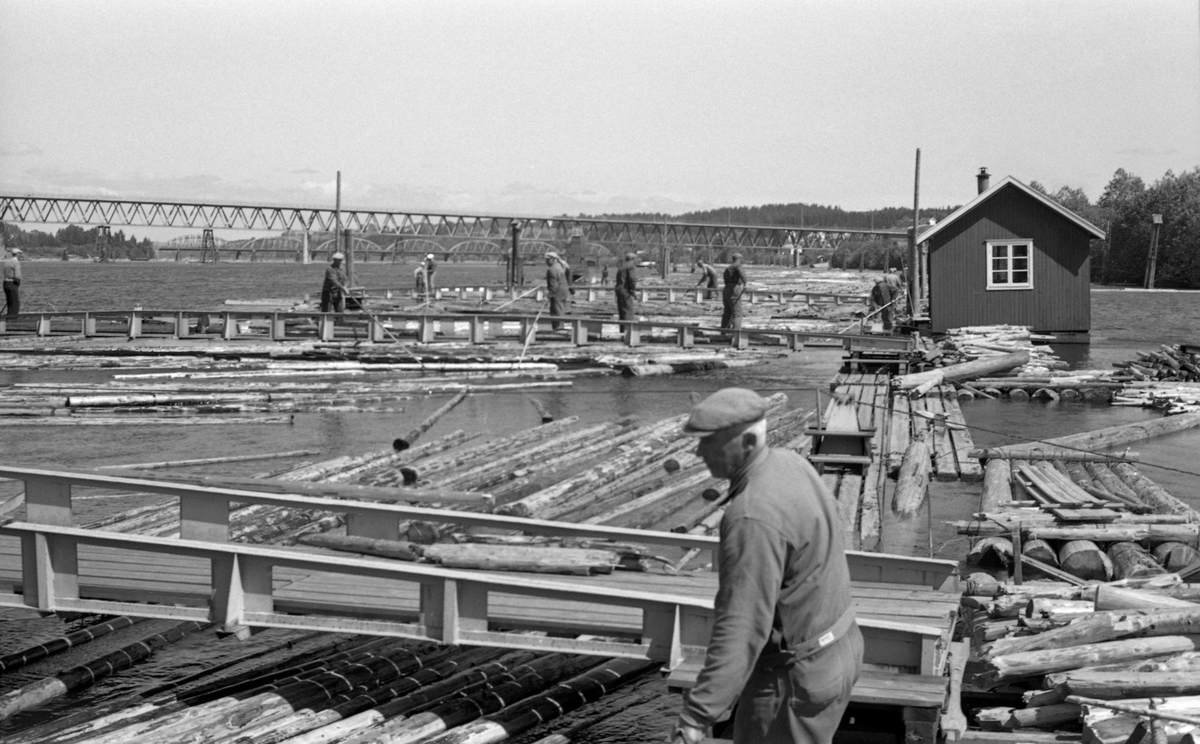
[918,176,1106,244]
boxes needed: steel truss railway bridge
[1,194,906,263]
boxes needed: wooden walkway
[0,308,913,354]
[0,464,960,715]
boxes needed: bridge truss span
[1,194,906,250]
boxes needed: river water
[2,261,1199,742]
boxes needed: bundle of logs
[958,455,1198,583]
[965,574,1200,744]
[1110,345,1200,415]
[895,326,1131,402]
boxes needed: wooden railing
[0,309,914,353]
[0,465,954,673]
[357,284,868,307]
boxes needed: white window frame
[985,240,1033,290]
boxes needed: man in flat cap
[721,253,748,329]
[320,252,348,313]
[544,251,571,330]
[671,387,861,744]
[3,246,23,317]
[614,252,638,321]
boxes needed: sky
[1,0,1198,226]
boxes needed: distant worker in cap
[2,246,23,317]
[615,252,638,321]
[720,253,748,329]
[695,260,719,300]
[320,251,348,313]
[418,253,438,299]
[671,387,861,744]
[544,251,571,330]
[869,274,897,332]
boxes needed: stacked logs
[963,578,1200,744]
[1111,345,1200,384]
[5,636,656,744]
[958,455,1198,583]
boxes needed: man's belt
[789,605,857,661]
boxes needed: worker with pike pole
[544,251,571,331]
[319,252,348,313]
[671,388,862,744]
[721,253,748,329]
[615,252,638,321]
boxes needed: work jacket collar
[725,446,768,503]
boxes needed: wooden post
[909,148,922,310]
[1144,214,1163,289]
[1012,522,1024,584]
[469,316,486,344]
[127,311,142,339]
[677,325,694,349]
[318,314,335,341]
[624,322,642,347]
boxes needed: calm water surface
[2,263,1200,742]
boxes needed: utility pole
[1144,214,1163,289]
[335,171,342,261]
[908,148,921,313]
[508,220,524,290]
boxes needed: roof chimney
[976,167,991,194]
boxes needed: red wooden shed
[918,170,1105,343]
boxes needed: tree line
[1,223,156,260]
[1030,167,1200,288]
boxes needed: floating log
[425,657,655,744]
[892,430,932,518]
[896,350,1030,395]
[0,616,145,674]
[975,703,1082,730]
[1056,671,1200,700]
[1069,695,1200,726]
[972,448,1139,463]
[0,620,208,722]
[984,636,1196,684]
[1111,462,1199,520]
[985,608,1200,659]
[1093,585,1199,611]
[297,533,422,561]
[1108,541,1168,580]
[1059,540,1114,582]
[980,458,1012,513]
[968,536,1014,567]
[94,449,321,470]
[420,544,621,575]
[996,410,1200,455]
[1033,524,1199,543]
[98,468,492,505]
[526,396,553,423]
[1155,542,1200,572]
[394,390,469,451]
[1022,539,1061,578]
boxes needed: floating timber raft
[0,345,975,744]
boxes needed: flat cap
[331,252,345,260]
[625,252,638,260]
[731,252,743,259]
[683,387,769,436]
[544,251,560,259]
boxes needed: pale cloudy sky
[1,0,1197,220]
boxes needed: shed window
[986,241,1032,290]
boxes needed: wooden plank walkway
[0,308,914,355]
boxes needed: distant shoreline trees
[1,223,155,260]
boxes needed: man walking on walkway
[320,252,348,313]
[721,253,747,329]
[4,247,24,317]
[615,252,638,321]
[671,388,862,744]
[545,251,571,330]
